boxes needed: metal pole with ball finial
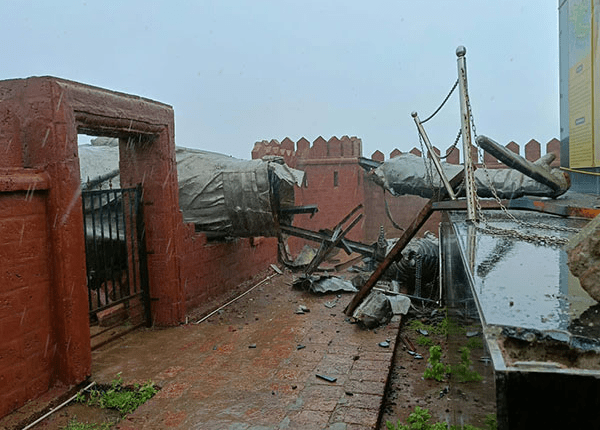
[456,46,478,222]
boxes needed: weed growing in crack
[423,345,450,382]
[423,345,482,383]
[416,334,435,347]
[451,347,482,383]
[78,373,158,416]
[466,336,484,350]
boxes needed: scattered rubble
[315,374,337,383]
[292,245,318,267]
[566,213,600,302]
[292,274,357,294]
[295,305,310,314]
[352,291,393,328]
[388,294,411,316]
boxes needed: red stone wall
[0,190,53,418]
[0,78,93,418]
[180,224,277,313]
[252,136,561,250]
[0,74,563,419]
[253,136,365,253]
[0,76,279,419]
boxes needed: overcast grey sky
[2,1,559,160]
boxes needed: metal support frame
[456,46,478,222]
[411,111,457,200]
[304,204,364,275]
[345,170,464,316]
[280,224,375,256]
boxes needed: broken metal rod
[22,381,97,430]
[280,205,319,216]
[195,265,282,324]
[305,213,363,274]
[344,199,435,315]
[335,204,363,229]
[279,224,375,256]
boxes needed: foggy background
[1,1,559,159]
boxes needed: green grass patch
[466,336,484,350]
[423,345,450,382]
[416,335,435,347]
[408,319,435,333]
[77,374,158,417]
[423,345,482,383]
[450,347,482,383]
[386,406,497,430]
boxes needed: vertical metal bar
[438,223,443,304]
[127,189,139,295]
[89,192,100,310]
[467,222,477,274]
[106,190,118,300]
[82,193,93,310]
[99,192,110,307]
[115,189,130,298]
[456,46,478,222]
[112,189,129,297]
[122,190,132,295]
[411,111,457,200]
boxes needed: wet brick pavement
[14,269,401,430]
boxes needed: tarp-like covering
[78,139,304,237]
[372,152,567,199]
[176,147,303,237]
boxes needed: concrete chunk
[566,214,600,302]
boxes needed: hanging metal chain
[463,85,580,246]
[416,78,460,199]
[421,79,459,124]
[418,132,437,199]
[439,128,462,160]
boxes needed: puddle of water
[451,211,596,337]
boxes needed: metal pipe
[21,381,97,430]
[195,266,282,324]
[456,46,478,222]
[411,111,457,200]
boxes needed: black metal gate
[82,186,150,349]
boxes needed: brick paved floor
[8,269,401,430]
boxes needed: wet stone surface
[9,269,398,429]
